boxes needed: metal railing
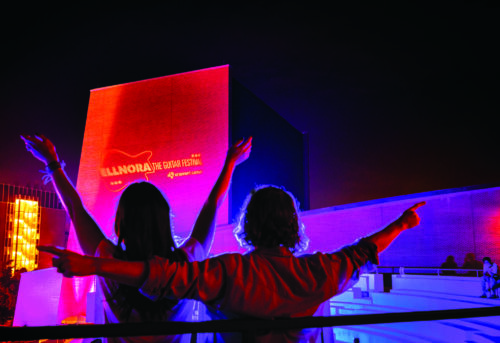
[1,306,499,342]
[371,266,482,277]
[1,268,490,341]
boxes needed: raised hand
[227,137,252,167]
[189,137,252,253]
[20,134,58,165]
[398,201,426,229]
[37,245,96,278]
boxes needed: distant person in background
[462,252,483,276]
[440,255,458,276]
[480,257,499,299]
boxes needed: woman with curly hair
[234,185,308,254]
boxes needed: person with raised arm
[23,134,251,343]
[40,184,425,343]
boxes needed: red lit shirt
[95,237,208,343]
[140,238,378,342]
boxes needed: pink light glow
[60,65,230,322]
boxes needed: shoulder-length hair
[112,182,186,319]
[114,182,178,261]
[234,185,308,253]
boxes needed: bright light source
[5,198,40,274]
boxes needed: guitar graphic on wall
[100,150,204,192]
[100,150,155,192]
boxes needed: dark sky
[1,4,499,210]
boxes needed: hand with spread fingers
[21,134,105,255]
[20,134,59,165]
[190,137,253,251]
[227,137,252,167]
[37,245,97,278]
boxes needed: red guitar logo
[100,150,155,192]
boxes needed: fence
[1,306,499,342]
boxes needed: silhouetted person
[440,255,458,276]
[24,133,251,343]
[40,186,425,343]
[462,252,482,277]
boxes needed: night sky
[1,5,498,210]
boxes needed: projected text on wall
[57,66,230,322]
[76,65,230,240]
[99,150,204,191]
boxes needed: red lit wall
[77,65,230,239]
[61,66,230,322]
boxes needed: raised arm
[366,202,425,253]
[189,137,252,254]
[21,134,105,255]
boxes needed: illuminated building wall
[300,184,500,267]
[74,65,308,241]
[211,184,500,269]
[75,66,232,242]
[59,65,308,322]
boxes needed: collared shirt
[141,238,378,342]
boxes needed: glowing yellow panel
[7,198,40,273]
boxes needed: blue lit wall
[212,184,500,268]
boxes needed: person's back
[41,185,425,343]
[96,238,203,343]
[24,134,252,343]
[143,239,378,342]
[83,182,209,343]
[143,186,379,342]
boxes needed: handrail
[1,306,499,342]
[396,267,481,277]
[372,266,482,277]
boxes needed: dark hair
[112,182,186,319]
[114,182,177,260]
[234,185,308,253]
[465,253,476,261]
[483,257,492,264]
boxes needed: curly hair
[234,185,308,253]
